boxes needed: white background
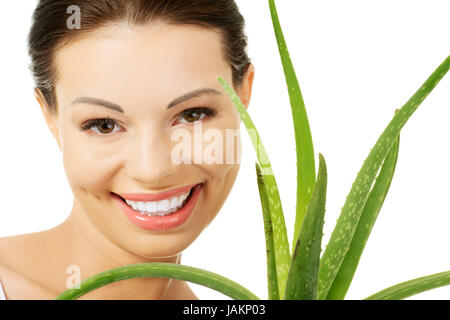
[0,1,448,300]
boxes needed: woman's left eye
[176,107,216,124]
[80,118,123,135]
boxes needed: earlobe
[238,63,255,111]
[34,88,62,150]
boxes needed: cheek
[200,160,241,227]
[201,130,241,178]
[61,128,120,194]
[199,123,242,214]
[193,110,242,172]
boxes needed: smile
[123,189,192,216]
[111,183,204,231]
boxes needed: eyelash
[79,107,217,135]
[175,107,217,125]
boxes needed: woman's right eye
[80,118,123,135]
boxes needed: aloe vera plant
[55,0,449,300]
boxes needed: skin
[0,20,255,299]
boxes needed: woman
[0,0,254,299]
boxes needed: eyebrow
[70,88,222,113]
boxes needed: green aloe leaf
[284,153,327,300]
[364,270,450,300]
[217,76,291,299]
[326,133,400,300]
[255,162,280,300]
[268,0,316,256]
[317,55,450,300]
[55,262,259,300]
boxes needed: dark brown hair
[28,0,251,114]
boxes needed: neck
[45,198,181,300]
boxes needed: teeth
[158,199,170,212]
[146,201,158,212]
[124,191,191,216]
[137,202,146,212]
[170,197,179,210]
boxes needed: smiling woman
[0,0,254,300]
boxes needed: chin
[115,228,200,260]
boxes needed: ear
[236,63,255,110]
[35,88,62,151]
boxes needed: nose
[126,129,178,188]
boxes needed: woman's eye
[79,108,216,135]
[80,118,122,135]
[177,107,216,124]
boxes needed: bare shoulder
[162,279,199,300]
[0,232,44,273]
[0,233,58,300]
[0,259,57,300]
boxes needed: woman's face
[38,21,254,258]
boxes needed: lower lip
[112,183,203,231]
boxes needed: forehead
[54,21,230,108]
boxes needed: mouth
[114,184,197,216]
[111,183,203,231]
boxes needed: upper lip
[113,183,201,202]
